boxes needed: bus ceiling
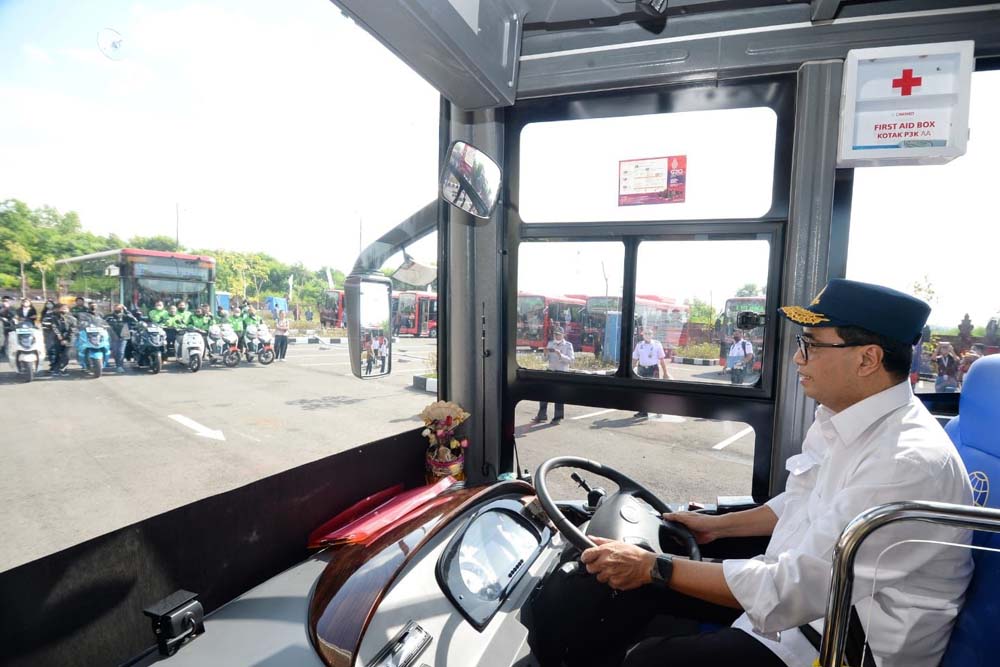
[330,1,1000,110]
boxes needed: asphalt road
[0,339,755,572]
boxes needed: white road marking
[235,431,262,443]
[711,427,754,450]
[571,408,616,420]
[649,414,687,423]
[168,414,226,441]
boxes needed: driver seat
[941,354,1000,667]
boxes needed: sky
[0,0,440,273]
[1,2,996,327]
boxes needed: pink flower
[460,439,469,448]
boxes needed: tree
[33,256,56,300]
[6,240,31,298]
[735,283,762,297]
[911,274,937,304]
[686,297,716,324]
[127,235,180,252]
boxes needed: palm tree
[33,256,57,301]
[5,240,31,299]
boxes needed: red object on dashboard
[308,477,457,548]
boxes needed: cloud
[22,44,51,64]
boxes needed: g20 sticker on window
[618,155,686,207]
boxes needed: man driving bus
[581,279,973,667]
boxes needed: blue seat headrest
[957,355,1000,458]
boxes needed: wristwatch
[649,553,674,587]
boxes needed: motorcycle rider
[105,303,138,373]
[174,301,192,327]
[230,306,246,353]
[148,300,169,325]
[243,305,264,328]
[16,297,38,325]
[40,300,57,367]
[49,303,76,376]
[71,296,87,316]
[190,304,215,353]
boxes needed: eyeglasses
[795,334,870,362]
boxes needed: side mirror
[346,273,393,379]
[440,140,502,219]
[736,311,765,331]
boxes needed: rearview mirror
[440,140,501,219]
[346,274,392,379]
[736,311,765,331]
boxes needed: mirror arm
[350,201,438,276]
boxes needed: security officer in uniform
[631,328,670,418]
[578,279,973,667]
[531,326,574,424]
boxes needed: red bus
[395,290,438,337]
[320,289,345,327]
[583,295,689,355]
[516,293,585,350]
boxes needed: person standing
[274,310,290,361]
[49,303,76,375]
[0,295,14,361]
[40,300,57,367]
[532,326,574,424]
[378,332,388,372]
[726,330,755,385]
[631,328,669,418]
[363,333,374,375]
[106,304,137,373]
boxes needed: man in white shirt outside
[632,328,670,418]
[580,279,974,667]
[532,326,574,424]
[727,330,755,385]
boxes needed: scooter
[133,320,167,374]
[6,321,45,382]
[75,313,111,378]
[244,323,275,365]
[174,327,205,373]
[207,323,241,368]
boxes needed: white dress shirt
[632,339,665,367]
[724,381,973,667]
[546,338,574,371]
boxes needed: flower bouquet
[420,400,470,484]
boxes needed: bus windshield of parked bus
[0,0,440,573]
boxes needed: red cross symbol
[892,68,923,96]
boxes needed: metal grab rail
[821,500,1000,667]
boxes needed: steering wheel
[534,456,701,561]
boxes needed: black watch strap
[649,553,674,586]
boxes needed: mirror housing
[440,140,502,219]
[736,311,766,331]
[346,273,393,379]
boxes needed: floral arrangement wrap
[420,400,470,483]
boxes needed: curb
[412,374,438,393]
[288,336,347,345]
[671,357,719,366]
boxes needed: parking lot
[1,338,756,572]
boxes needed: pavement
[0,337,756,573]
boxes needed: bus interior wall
[0,428,426,667]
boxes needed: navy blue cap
[778,279,930,345]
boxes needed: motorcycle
[174,327,205,373]
[6,321,45,382]
[75,313,111,378]
[244,323,275,365]
[133,320,167,374]
[207,323,241,368]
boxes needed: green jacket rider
[243,307,264,329]
[230,308,245,334]
[173,302,192,326]
[148,301,169,324]
[190,308,214,331]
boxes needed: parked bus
[320,289,345,327]
[395,290,438,337]
[10,5,1000,667]
[583,295,688,356]
[54,248,216,313]
[516,293,585,350]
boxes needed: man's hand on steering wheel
[581,536,656,591]
[661,511,724,545]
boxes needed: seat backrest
[942,354,1000,667]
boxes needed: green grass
[674,342,720,359]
